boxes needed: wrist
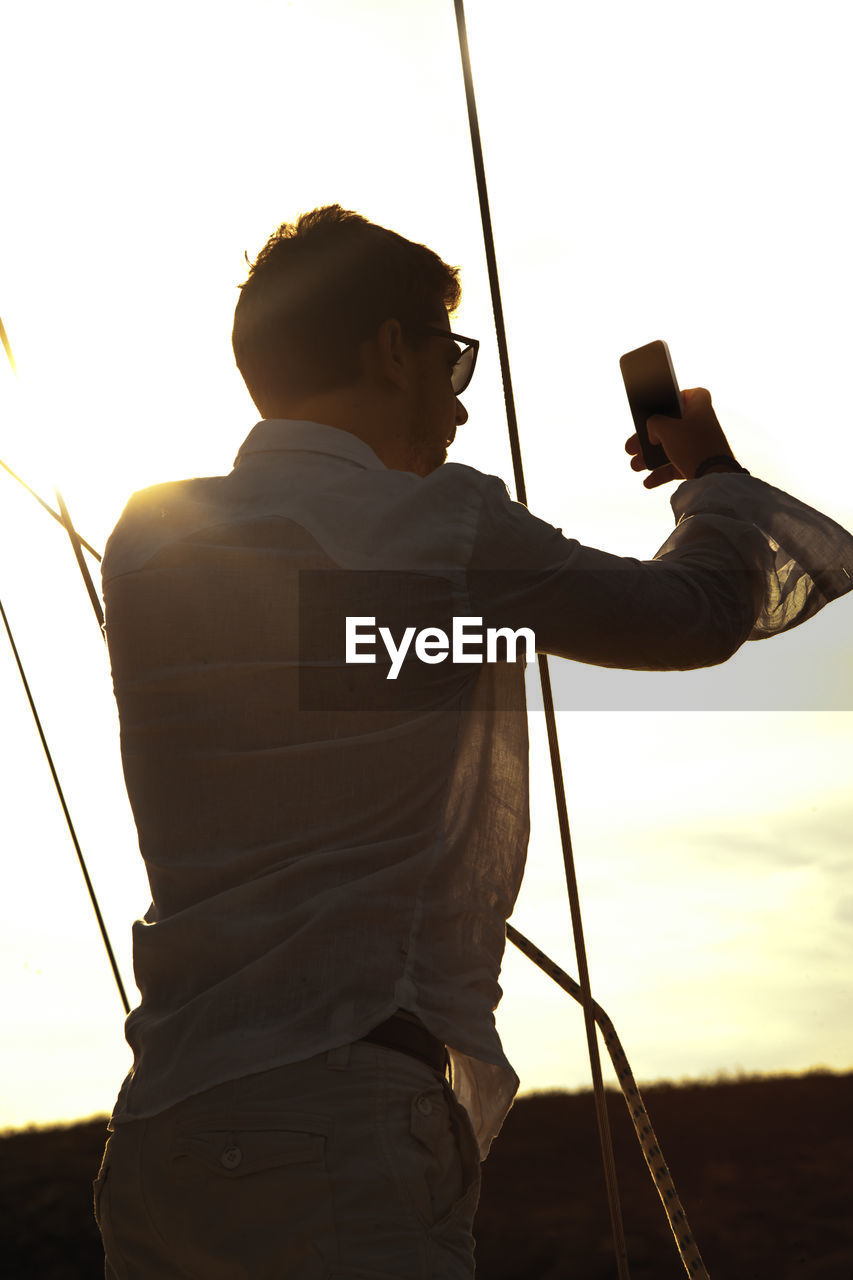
[693,453,750,479]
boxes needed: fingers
[646,386,712,437]
[626,387,715,490]
[681,386,712,413]
[627,435,675,481]
[627,443,679,484]
[643,463,680,489]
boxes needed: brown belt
[360,1012,448,1077]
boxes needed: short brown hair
[232,205,462,414]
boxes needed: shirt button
[220,1145,242,1169]
[416,1096,433,1116]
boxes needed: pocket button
[220,1144,242,1169]
[415,1095,433,1117]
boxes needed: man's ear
[374,317,410,391]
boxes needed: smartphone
[619,339,683,471]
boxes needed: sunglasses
[414,325,480,395]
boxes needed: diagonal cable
[0,455,102,561]
[452,3,629,1274]
[0,595,130,1015]
[507,923,710,1278]
[0,313,123,1016]
[54,487,105,632]
[0,315,105,620]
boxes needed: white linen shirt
[102,419,853,1160]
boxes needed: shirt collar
[234,419,387,471]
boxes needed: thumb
[681,386,713,411]
[646,411,676,445]
[647,386,702,442]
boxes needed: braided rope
[506,922,710,1278]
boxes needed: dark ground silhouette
[1,1069,850,1279]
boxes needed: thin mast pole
[452,4,630,1275]
[0,595,130,1015]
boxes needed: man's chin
[410,447,448,477]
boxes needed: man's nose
[455,399,469,426]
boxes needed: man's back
[102,419,529,1160]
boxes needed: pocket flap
[174,1125,326,1177]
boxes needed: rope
[0,313,105,624]
[0,456,102,561]
[0,595,130,1015]
[54,487,105,632]
[507,923,710,1278]
[0,315,122,1013]
[452,3,630,1274]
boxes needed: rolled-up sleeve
[666,472,853,638]
[465,471,853,673]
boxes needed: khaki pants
[93,1038,482,1278]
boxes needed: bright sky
[1,0,851,1131]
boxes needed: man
[93,204,853,1279]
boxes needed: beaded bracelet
[693,454,750,478]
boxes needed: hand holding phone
[620,340,740,487]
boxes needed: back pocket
[162,1114,335,1277]
[171,1112,330,1182]
[174,1125,325,1179]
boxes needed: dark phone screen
[619,340,683,471]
